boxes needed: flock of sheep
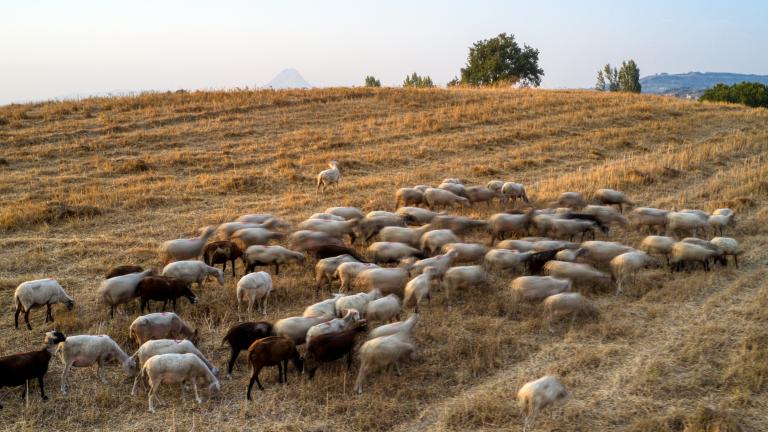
[1,162,744,429]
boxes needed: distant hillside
[641,72,768,98]
[264,68,312,89]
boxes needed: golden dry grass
[0,87,767,431]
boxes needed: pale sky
[2,0,767,104]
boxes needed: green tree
[364,76,381,87]
[458,33,544,87]
[595,69,607,91]
[700,82,768,108]
[618,60,641,93]
[403,72,434,88]
[603,64,619,91]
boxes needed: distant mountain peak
[640,71,768,98]
[264,69,312,89]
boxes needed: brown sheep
[246,336,303,398]
[203,240,243,277]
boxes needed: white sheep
[130,339,218,395]
[379,225,433,248]
[583,205,629,230]
[309,212,346,221]
[335,289,383,317]
[368,242,422,264]
[216,221,266,241]
[395,187,426,208]
[98,270,154,318]
[420,229,460,256]
[556,192,586,209]
[396,206,438,225]
[579,241,636,265]
[542,261,611,289]
[325,206,365,220]
[594,188,634,212]
[501,182,530,204]
[441,242,489,264]
[316,160,341,192]
[297,218,358,243]
[669,241,722,272]
[484,249,532,273]
[368,313,420,339]
[486,180,504,194]
[161,260,224,294]
[543,293,598,326]
[409,249,458,280]
[465,186,501,206]
[710,237,741,267]
[532,240,578,252]
[708,208,735,236]
[359,214,408,243]
[509,276,572,302]
[442,265,487,298]
[404,267,437,312]
[13,278,75,330]
[354,266,411,297]
[315,254,360,292]
[334,262,380,291]
[243,245,305,275]
[629,207,669,234]
[667,211,708,238]
[424,187,470,210]
[230,227,284,248]
[437,181,467,198]
[354,326,416,394]
[305,309,362,343]
[488,212,533,243]
[549,218,596,242]
[236,271,273,314]
[129,312,198,346]
[554,248,587,262]
[638,235,676,265]
[610,251,651,295]
[496,239,536,251]
[140,353,220,413]
[57,334,137,394]
[303,294,345,318]
[517,375,569,431]
[159,226,216,265]
[273,315,333,345]
[366,294,401,323]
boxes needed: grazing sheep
[554,248,587,262]
[509,276,572,302]
[594,188,634,212]
[487,180,505,194]
[420,229,460,257]
[368,242,423,264]
[438,181,467,198]
[236,213,277,224]
[244,245,305,275]
[669,242,722,272]
[306,244,367,262]
[317,161,341,192]
[310,212,346,221]
[359,214,407,243]
[246,337,303,397]
[105,265,144,279]
[325,206,365,221]
[667,211,708,238]
[335,290,383,317]
[334,262,380,291]
[14,278,75,330]
[305,321,368,379]
[98,270,153,319]
[354,326,416,394]
[395,187,426,208]
[501,182,530,205]
[161,261,224,294]
[137,276,197,313]
[442,265,487,298]
[289,230,346,251]
[236,271,273,315]
[369,313,420,339]
[141,353,220,413]
[441,177,463,184]
[202,240,243,277]
[315,254,360,293]
[556,192,586,209]
[158,226,216,265]
[354,267,411,297]
[610,251,651,295]
[273,315,332,346]
[484,249,532,273]
[465,186,501,206]
[130,339,218,395]
[366,294,401,323]
[496,239,536,251]
[708,208,735,236]
[532,213,558,237]
[583,205,629,231]
[430,215,487,236]
[441,242,489,264]
[303,295,345,318]
[409,249,458,279]
[424,187,470,210]
[638,235,676,265]
[231,227,285,248]
[710,237,741,267]
[543,261,611,290]
[129,312,198,347]
[488,211,534,243]
[527,249,565,275]
[543,293,598,325]
[379,224,433,248]
[298,218,358,244]
[0,331,67,408]
[629,207,669,234]
[579,241,636,265]
[57,335,137,394]
[549,218,597,242]
[517,376,569,431]
[531,240,577,252]
[396,206,439,225]
[306,309,363,343]
[216,222,269,241]
[681,238,727,267]
[404,267,437,312]
[222,321,273,378]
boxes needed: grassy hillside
[0,87,767,431]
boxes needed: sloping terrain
[0,88,766,431]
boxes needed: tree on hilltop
[458,33,544,87]
[364,76,381,87]
[596,60,641,93]
[403,73,434,88]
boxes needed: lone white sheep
[317,161,341,192]
[14,278,75,330]
[517,375,569,431]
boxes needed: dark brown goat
[222,321,273,378]
[105,265,145,279]
[246,336,303,399]
[203,241,243,277]
[309,244,368,262]
[137,276,197,313]
[305,321,367,379]
[0,331,66,408]
[528,248,565,275]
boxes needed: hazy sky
[2,0,767,104]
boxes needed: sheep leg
[277,362,284,383]
[24,309,32,330]
[130,372,143,396]
[227,348,239,379]
[14,304,22,329]
[37,376,47,400]
[247,296,255,314]
[734,255,739,268]
[246,368,264,399]
[45,304,52,322]
[273,263,280,275]
[191,377,201,404]
[97,359,108,383]
[61,361,74,394]
[148,384,158,413]
[262,296,267,315]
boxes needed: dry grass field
[1,87,767,431]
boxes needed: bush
[364,76,381,87]
[700,82,768,108]
[403,73,434,88]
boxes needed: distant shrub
[700,82,768,108]
[364,76,381,87]
[403,72,434,88]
